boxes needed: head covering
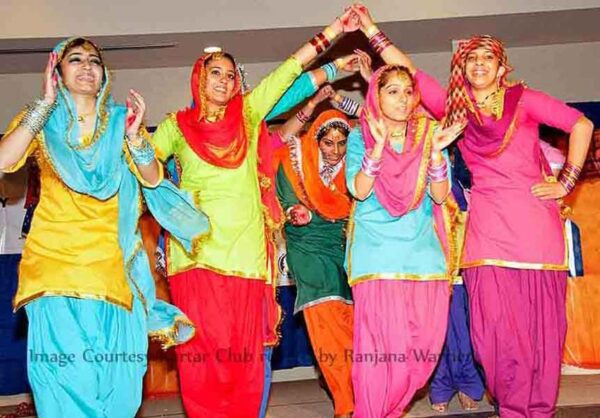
[360,65,437,217]
[278,109,352,221]
[42,37,210,347]
[445,35,524,157]
[176,52,248,168]
[444,35,513,127]
[361,65,462,277]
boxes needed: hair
[204,52,236,68]
[56,37,105,81]
[316,121,350,141]
[377,65,415,92]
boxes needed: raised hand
[431,122,466,152]
[43,52,59,104]
[351,3,376,32]
[125,89,147,142]
[311,85,336,106]
[339,7,361,33]
[336,54,360,74]
[365,111,387,146]
[354,49,373,82]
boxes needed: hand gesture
[125,89,147,140]
[531,181,568,200]
[336,54,360,74]
[288,204,312,226]
[339,7,361,33]
[431,122,465,152]
[354,49,373,82]
[365,111,387,146]
[43,52,59,104]
[351,3,375,32]
[311,85,336,106]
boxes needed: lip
[214,86,227,94]
[76,74,96,83]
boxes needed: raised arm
[278,86,335,141]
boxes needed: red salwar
[169,268,274,418]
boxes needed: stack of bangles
[19,98,56,136]
[428,158,448,183]
[558,162,582,194]
[127,135,156,166]
[310,26,337,55]
[333,94,360,117]
[361,154,382,177]
[366,26,392,54]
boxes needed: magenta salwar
[351,280,450,418]
[463,266,567,418]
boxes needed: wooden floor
[1,374,599,418]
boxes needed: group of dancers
[0,3,593,418]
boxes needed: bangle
[19,98,56,136]
[321,62,338,82]
[558,162,582,194]
[324,26,337,42]
[332,95,360,117]
[365,25,379,39]
[368,31,392,54]
[428,159,448,183]
[128,136,155,166]
[361,154,382,177]
[295,108,311,124]
[310,31,331,55]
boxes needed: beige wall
[2,41,599,129]
[2,0,600,38]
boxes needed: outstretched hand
[43,52,59,104]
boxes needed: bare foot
[431,402,449,413]
[458,392,479,411]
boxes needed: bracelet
[127,136,156,166]
[361,154,382,177]
[332,95,360,117]
[19,98,56,136]
[323,26,337,43]
[295,108,311,124]
[557,162,582,194]
[321,62,338,82]
[428,159,448,183]
[368,31,392,54]
[365,25,379,39]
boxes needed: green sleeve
[150,116,182,162]
[276,165,300,211]
[246,57,303,124]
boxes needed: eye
[405,89,414,96]
[210,69,221,76]
[387,88,398,95]
[90,58,102,66]
[227,73,235,80]
[68,57,81,63]
[339,141,347,146]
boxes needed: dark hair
[377,65,414,91]
[316,121,350,141]
[204,52,236,68]
[56,37,105,80]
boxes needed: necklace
[77,112,95,123]
[475,89,499,109]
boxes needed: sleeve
[414,70,447,121]
[540,140,566,171]
[246,57,303,123]
[265,71,317,121]
[276,164,300,211]
[149,115,183,162]
[1,110,39,173]
[345,127,370,199]
[124,126,165,188]
[523,88,583,132]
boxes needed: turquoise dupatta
[41,37,208,347]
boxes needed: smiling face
[464,47,506,91]
[378,69,418,122]
[58,42,104,97]
[318,127,348,166]
[203,55,236,107]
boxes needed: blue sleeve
[265,72,317,121]
[345,127,366,198]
